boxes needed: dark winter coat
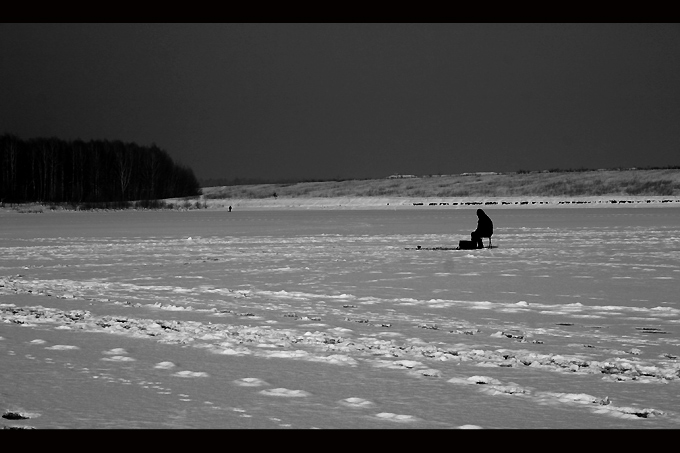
[474,209,493,237]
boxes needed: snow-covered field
[1,207,679,429]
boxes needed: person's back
[476,209,493,237]
[471,209,493,248]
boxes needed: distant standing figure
[228,206,232,212]
[470,209,493,249]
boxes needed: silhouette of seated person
[470,209,493,249]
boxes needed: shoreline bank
[3,195,680,214]
[197,195,680,211]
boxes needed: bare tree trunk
[115,145,133,201]
[7,139,17,199]
[90,143,99,201]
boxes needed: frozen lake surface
[1,207,679,428]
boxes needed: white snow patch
[233,378,269,387]
[172,370,209,378]
[374,412,419,422]
[259,388,311,397]
[154,361,176,369]
[339,397,375,408]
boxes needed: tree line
[0,134,201,204]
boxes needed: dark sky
[2,23,679,181]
